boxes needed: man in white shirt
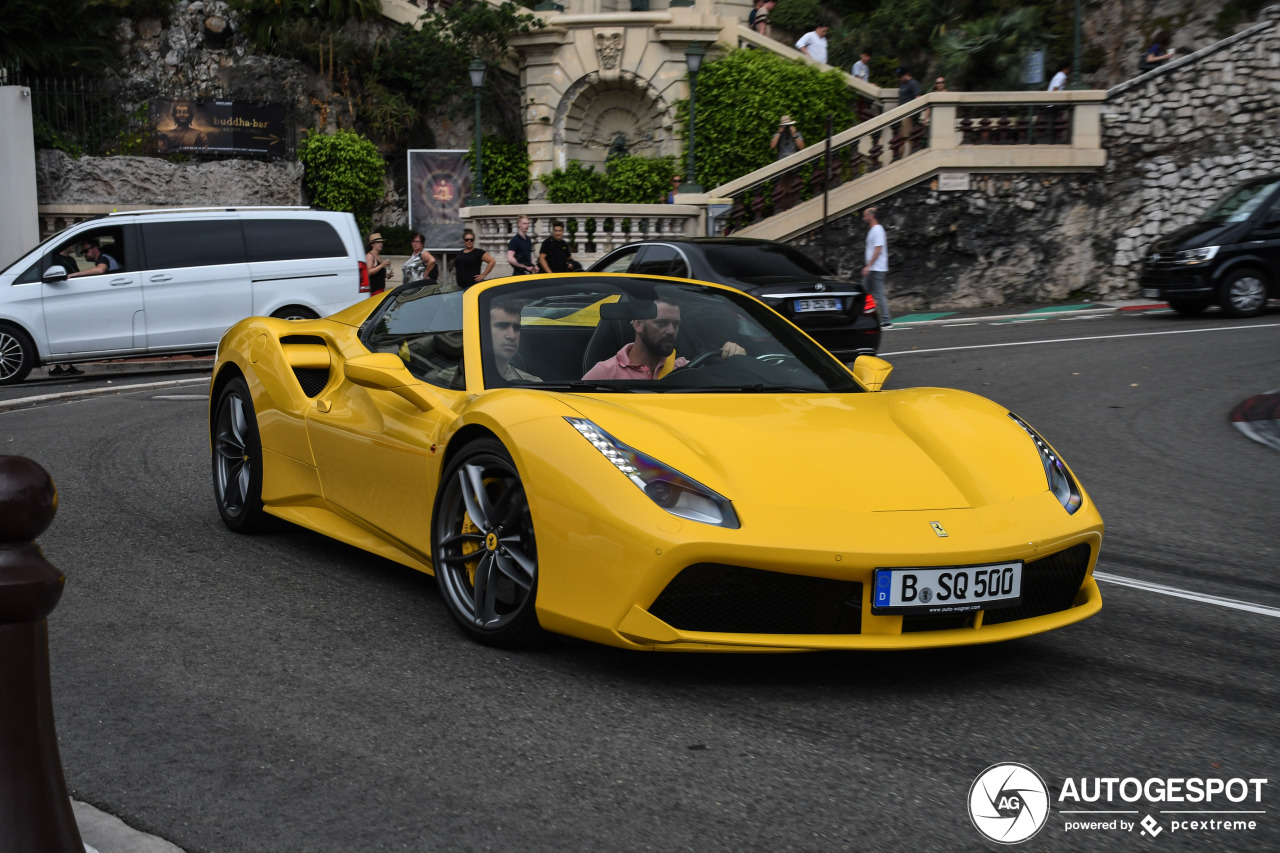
[861,207,891,327]
[851,51,871,81]
[795,25,829,65]
[1047,61,1070,91]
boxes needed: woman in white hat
[770,115,806,159]
[366,232,393,295]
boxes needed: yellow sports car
[210,274,1102,651]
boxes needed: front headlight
[566,418,740,528]
[1172,246,1219,265]
[1009,414,1082,514]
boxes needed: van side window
[142,221,246,269]
[243,220,347,262]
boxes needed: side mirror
[344,352,442,411]
[848,355,893,392]
[42,266,68,283]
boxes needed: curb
[892,302,1166,328]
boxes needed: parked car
[1140,173,1280,317]
[589,238,881,354]
[0,206,371,385]
[211,274,1102,651]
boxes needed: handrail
[710,90,1106,238]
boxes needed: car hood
[556,388,1051,514]
[1148,220,1244,254]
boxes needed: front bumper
[1139,267,1213,298]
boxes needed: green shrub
[541,161,609,204]
[539,155,678,204]
[677,48,856,190]
[297,129,385,234]
[465,134,531,205]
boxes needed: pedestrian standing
[538,221,580,272]
[861,206,891,327]
[896,67,921,103]
[851,51,871,81]
[455,230,495,288]
[506,215,538,275]
[770,115,806,159]
[366,233,393,295]
[752,0,774,36]
[402,232,437,284]
[795,25,829,65]
[1047,61,1070,91]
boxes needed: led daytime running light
[1010,413,1083,514]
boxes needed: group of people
[364,216,583,294]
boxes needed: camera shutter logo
[969,763,1050,844]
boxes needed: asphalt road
[2,307,1277,853]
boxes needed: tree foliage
[298,129,386,234]
[933,7,1046,90]
[677,49,855,190]
[0,0,154,75]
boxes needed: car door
[305,288,465,553]
[41,226,145,356]
[138,218,252,350]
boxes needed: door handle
[149,275,173,282]
[109,278,133,286]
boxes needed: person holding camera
[770,115,805,159]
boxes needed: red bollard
[0,456,84,853]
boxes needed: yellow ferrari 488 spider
[210,274,1102,651]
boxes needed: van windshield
[1199,178,1280,224]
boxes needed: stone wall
[797,9,1279,311]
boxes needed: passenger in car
[489,300,540,383]
[67,238,120,278]
[582,297,745,380]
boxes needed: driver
[583,297,745,380]
[490,300,540,383]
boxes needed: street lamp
[1070,0,1083,89]
[467,58,491,207]
[679,42,705,194]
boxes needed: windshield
[1199,178,1280,224]
[476,276,860,394]
[700,243,831,282]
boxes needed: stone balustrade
[461,203,705,274]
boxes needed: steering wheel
[666,349,722,376]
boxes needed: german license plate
[1142,288,1160,298]
[872,562,1022,614]
[795,298,842,312]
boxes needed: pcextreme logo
[968,765,1270,843]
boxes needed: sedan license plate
[794,298,842,313]
[872,562,1022,615]
[1142,288,1160,298]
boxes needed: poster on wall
[408,149,473,252]
[153,98,287,156]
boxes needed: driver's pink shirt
[583,343,687,380]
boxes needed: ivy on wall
[677,48,855,191]
[297,129,385,234]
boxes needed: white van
[0,206,371,384]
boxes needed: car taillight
[359,261,370,293]
[863,293,877,314]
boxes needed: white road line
[1094,571,1280,619]
[883,322,1280,356]
[941,322,980,328]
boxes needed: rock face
[37,150,303,206]
[804,12,1280,310]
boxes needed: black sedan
[589,238,881,354]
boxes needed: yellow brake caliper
[460,511,482,587]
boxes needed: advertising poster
[153,98,287,156]
[408,149,473,252]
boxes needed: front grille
[1139,270,1207,290]
[649,563,862,634]
[982,544,1091,624]
[292,367,329,397]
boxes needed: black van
[1140,174,1280,317]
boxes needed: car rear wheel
[1218,269,1269,318]
[1167,297,1210,316]
[432,439,542,647]
[271,306,319,321]
[0,324,36,386]
[212,377,269,532]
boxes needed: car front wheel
[1218,269,1269,318]
[212,377,269,532]
[432,439,542,647]
[0,324,36,386]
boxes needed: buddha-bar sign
[153,98,287,156]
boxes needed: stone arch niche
[556,72,675,172]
